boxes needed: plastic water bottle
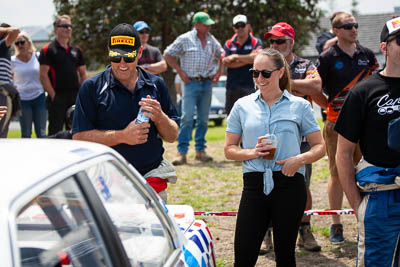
[135,107,150,124]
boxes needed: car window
[85,160,174,267]
[16,177,113,267]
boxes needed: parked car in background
[209,75,226,126]
[1,139,216,267]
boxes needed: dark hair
[255,48,291,93]
[0,23,11,28]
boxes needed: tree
[53,0,323,102]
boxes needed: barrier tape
[194,209,355,217]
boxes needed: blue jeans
[19,93,47,138]
[177,80,212,154]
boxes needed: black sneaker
[329,224,344,244]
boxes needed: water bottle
[136,105,151,124]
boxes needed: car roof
[0,139,122,200]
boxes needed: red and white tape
[194,209,355,217]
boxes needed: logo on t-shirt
[358,59,369,66]
[334,61,344,70]
[377,94,400,115]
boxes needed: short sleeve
[300,101,320,137]
[72,79,98,133]
[226,102,242,134]
[38,46,51,66]
[164,35,184,57]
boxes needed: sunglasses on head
[269,39,288,45]
[139,29,150,34]
[234,23,246,29]
[387,34,400,46]
[336,22,358,30]
[57,24,72,29]
[15,40,26,46]
[249,68,280,79]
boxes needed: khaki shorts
[323,120,362,177]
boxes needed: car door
[14,175,118,267]
[83,157,184,267]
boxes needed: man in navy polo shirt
[72,23,179,202]
[222,14,262,115]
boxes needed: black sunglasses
[109,56,136,63]
[269,39,288,45]
[57,24,72,29]
[15,40,26,46]
[387,34,400,46]
[139,29,150,34]
[336,23,358,30]
[249,68,280,79]
[234,23,246,29]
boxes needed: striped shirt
[164,29,222,78]
[0,39,12,84]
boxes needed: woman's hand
[275,155,303,177]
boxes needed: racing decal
[182,246,200,267]
[111,36,135,46]
[387,17,400,34]
[377,94,400,115]
[96,176,112,200]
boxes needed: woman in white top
[11,32,47,138]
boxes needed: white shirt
[11,52,44,100]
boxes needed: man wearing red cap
[264,22,326,252]
[317,12,379,244]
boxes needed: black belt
[190,76,211,82]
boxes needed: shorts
[323,120,362,177]
[300,141,312,188]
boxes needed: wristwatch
[143,64,149,70]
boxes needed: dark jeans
[234,171,307,267]
[225,87,256,115]
[46,92,76,136]
[20,93,47,138]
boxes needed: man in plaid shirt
[164,11,223,165]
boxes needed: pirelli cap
[380,17,400,42]
[108,23,141,58]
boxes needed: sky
[0,0,399,28]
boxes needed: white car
[1,139,216,267]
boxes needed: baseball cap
[192,12,215,26]
[264,22,295,39]
[133,21,151,31]
[108,23,141,60]
[233,15,247,25]
[380,17,400,42]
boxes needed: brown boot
[195,151,213,162]
[298,224,321,252]
[172,153,187,166]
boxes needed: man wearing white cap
[222,14,262,115]
[335,16,400,266]
[133,21,167,75]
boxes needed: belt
[357,176,400,192]
[190,76,211,82]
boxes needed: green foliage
[52,0,323,67]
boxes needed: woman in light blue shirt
[224,48,325,267]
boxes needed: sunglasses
[234,23,246,29]
[387,34,400,46]
[139,29,150,34]
[57,24,73,29]
[109,56,136,63]
[336,23,358,30]
[249,68,280,79]
[15,40,26,46]
[269,39,288,45]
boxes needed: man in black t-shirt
[335,17,400,266]
[39,15,87,135]
[317,12,379,244]
[133,21,167,75]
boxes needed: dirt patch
[164,141,358,267]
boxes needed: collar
[192,28,211,39]
[54,39,71,50]
[251,89,291,102]
[106,65,155,92]
[333,42,361,57]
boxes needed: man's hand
[0,106,7,120]
[122,120,150,145]
[139,95,166,125]
[178,70,190,84]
